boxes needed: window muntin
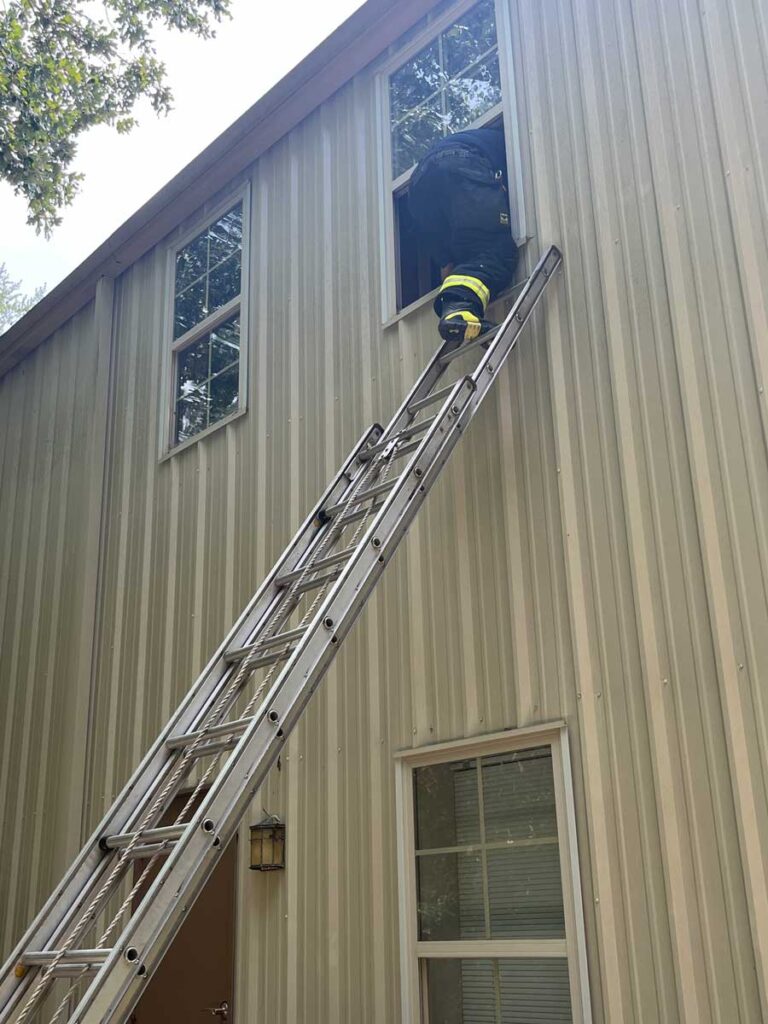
[389,0,501,179]
[170,202,244,448]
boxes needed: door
[128,796,237,1023]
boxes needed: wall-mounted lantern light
[249,815,286,871]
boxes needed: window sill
[381,275,527,335]
[382,287,440,330]
[159,405,247,463]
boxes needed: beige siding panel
[3,0,768,1020]
[0,303,100,960]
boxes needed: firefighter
[408,124,518,345]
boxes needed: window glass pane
[209,362,240,426]
[389,39,443,123]
[445,51,502,133]
[425,959,573,1024]
[443,0,498,77]
[487,846,565,938]
[174,276,207,340]
[208,205,243,266]
[175,230,208,295]
[417,851,484,940]
[481,748,558,842]
[175,387,208,444]
[392,95,445,178]
[498,959,572,1023]
[210,316,240,375]
[176,336,209,398]
[414,759,479,849]
[207,251,241,316]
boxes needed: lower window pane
[173,312,240,445]
[209,363,240,426]
[175,390,208,444]
[425,958,572,1024]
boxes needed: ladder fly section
[0,245,562,1024]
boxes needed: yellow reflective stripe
[444,310,480,324]
[440,274,490,307]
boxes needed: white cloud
[0,0,365,293]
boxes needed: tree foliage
[0,0,231,235]
[0,262,46,332]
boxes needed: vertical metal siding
[2,0,768,1020]
[0,305,100,959]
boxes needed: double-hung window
[396,726,591,1023]
[166,196,247,450]
[381,0,514,315]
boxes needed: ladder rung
[22,950,111,967]
[224,644,297,668]
[335,502,385,528]
[121,841,179,860]
[167,715,254,752]
[438,330,495,365]
[276,545,357,587]
[359,416,436,460]
[101,825,187,851]
[226,625,307,662]
[50,963,100,978]
[285,568,343,595]
[185,737,240,760]
[408,383,457,414]
[324,477,397,517]
[385,438,421,461]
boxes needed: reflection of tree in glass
[393,99,447,178]
[446,55,502,132]
[173,203,243,340]
[443,0,497,76]
[389,0,501,177]
[174,313,240,443]
[389,39,444,122]
[210,364,239,425]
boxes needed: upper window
[385,1,504,313]
[389,0,501,180]
[169,202,244,448]
[397,729,591,1023]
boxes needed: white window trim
[159,184,251,460]
[375,0,528,324]
[395,722,592,1023]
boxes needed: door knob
[205,1001,228,1020]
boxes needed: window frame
[395,722,592,1023]
[375,0,527,323]
[159,184,251,459]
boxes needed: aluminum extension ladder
[0,245,562,1024]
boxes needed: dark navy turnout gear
[408,126,518,343]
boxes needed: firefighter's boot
[438,302,497,345]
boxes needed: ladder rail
[0,421,383,1020]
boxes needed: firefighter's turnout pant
[408,146,519,321]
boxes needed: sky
[0,0,366,296]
